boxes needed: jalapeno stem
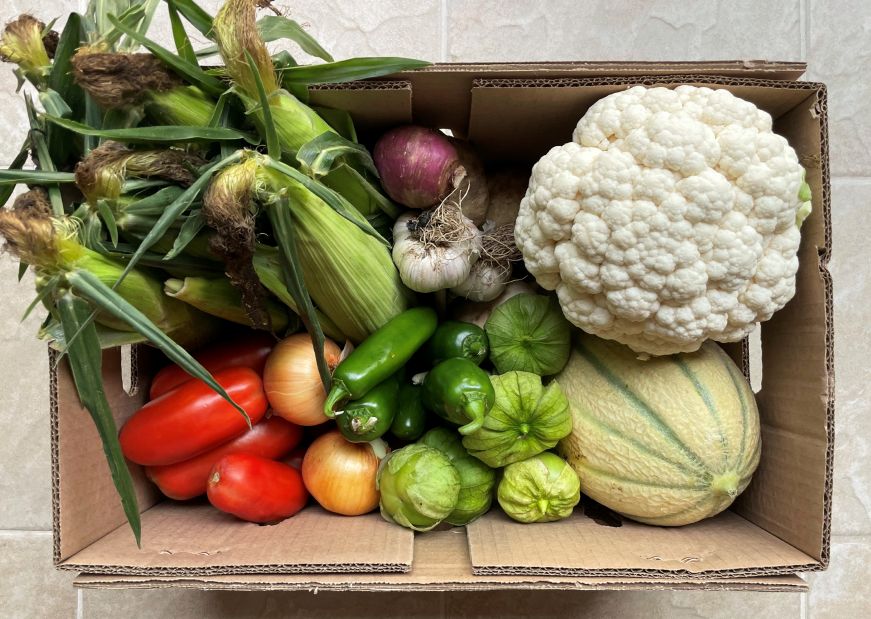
[323,381,350,418]
[457,395,488,435]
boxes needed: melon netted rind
[556,334,761,526]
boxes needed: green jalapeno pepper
[390,383,427,441]
[426,321,489,366]
[335,375,400,443]
[422,358,495,435]
[324,307,438,417]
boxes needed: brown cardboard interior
[70,530,810,592]
[51,63,832,587]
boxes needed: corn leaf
[165,209,205,260]
[96,200,120,247]
[21,275,59,323]
[280,57,429,85]
[66,269,250,425]
[0,170,76,185]
[56,291,142,546]
[167,2,198,65]
[263,158,388,246]
[25,96,65,217]
[266,202,331,389]
[296,131,378,178]
[312,106,356,142]
[165,0,213,38]
[196,16,333,62]
[17,261,28,282]
[0,139,31,206]
[49,13,84,103]
[124,186,185,216]
[42,115,254,144]
[107,14,225,96]
[84,94,102,153]
[331,164,401,219]
[257,15,333,63]
[245,51,280,160]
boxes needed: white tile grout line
[800,0,809,61]
[76,588,83,619]
[440,0,449,62]
[801,590,809,619]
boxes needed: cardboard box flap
[59,504,413,576]
[466,510,818,578]
[70,529,809,592]
[396,62,806,135]
[308,80,411,136]
[52,348,162,564]
[467,76,823,163]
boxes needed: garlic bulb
[392,208,482,293]
[450,259,511,302]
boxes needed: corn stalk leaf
[21,275,59,323]
[263,158,388,246]
[266,202,331,389]
[330,164,401,219]
[42,115,254,144]
[84,94,102,153]
[56,291,142,546]
[66,269,250,424]
[0,139,31,206]
[167,2,198,65]
[296,131,378,178]
[17,261,28,282]
[312,107,356,142]
[124,186,185,217]
[25,96,65,217]
[196,15,333,62]
[280,57,429,85]
[164,0,213,38]
[245,51,280,160]
[258,15,333,62]
[96,200,120,247]
[0,170,76,185]
[49,13,84,105]
[107,14,225,96]
[165,209,205,260]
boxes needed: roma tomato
[149,332,275,399]
[207,453,308,523]
[120,367,268,466]
[146,416,303,500]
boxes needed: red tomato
[146,416,303,500]
[149,332,275,400]
[207,453,308,523]
[120,367,268,466]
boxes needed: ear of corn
[164,275,294,334]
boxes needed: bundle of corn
[0,0,428,542]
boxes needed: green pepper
[422,358,495,436]
[335,375,400,443]
[324,307,438,417]
[426,321,489,366]
[390,383,427,441]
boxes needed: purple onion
[373,126,464,209]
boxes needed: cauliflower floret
[515,85,810,355]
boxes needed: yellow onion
[263,334,341,426]
[302,430,386,516]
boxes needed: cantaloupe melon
[556,334,761,526]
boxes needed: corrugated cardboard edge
[71,574,809,593]
[49,346,61,564]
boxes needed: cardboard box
[49,62,832,592]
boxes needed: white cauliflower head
[515,85,811,356]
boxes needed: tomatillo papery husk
[484,293,572,376]
[376,444,461,531]
[462,371,572,468]
[497,452,580,523]
[419,428,496,526]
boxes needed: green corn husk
[257,164,409,342]
[165,276,295,334]
[251,244,344,341]
[146,85,217,127]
